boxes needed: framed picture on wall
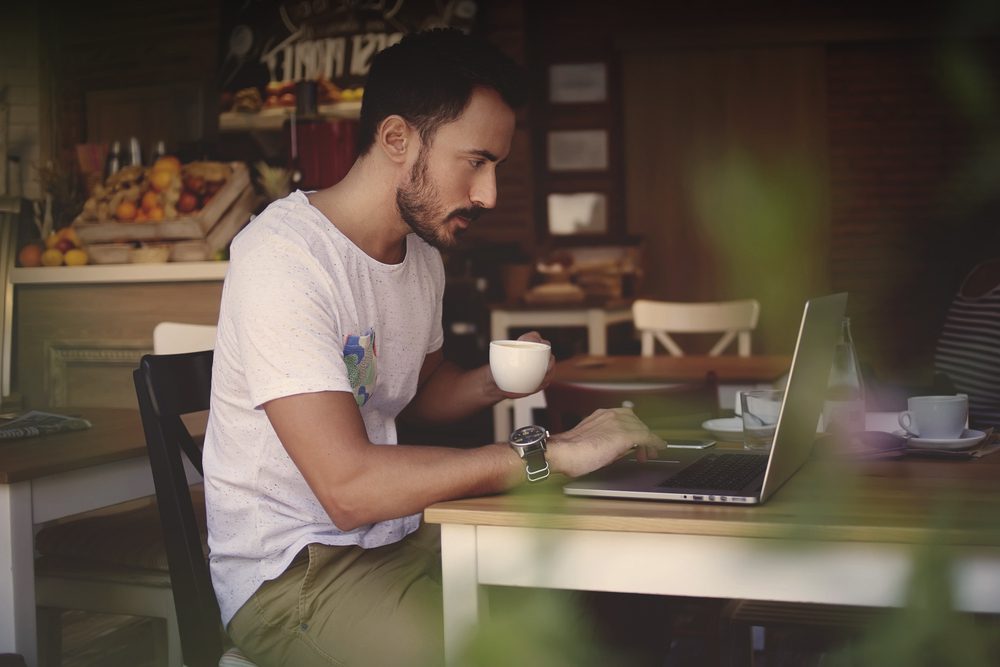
[546,191,609,236]
[547,129,608,171]
[549,63,607,104]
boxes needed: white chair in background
[632,298,761,357]
[153,322,218,355]
[34,322,218,667]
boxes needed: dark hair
[356,28,527,156]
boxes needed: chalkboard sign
[218,0,479,112]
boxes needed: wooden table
[493,354,793,442]
[489,302,633,356]
[0,408,158,665]
[552,354,792,384]
[425,453,1000,665]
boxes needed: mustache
[449,206,486,222]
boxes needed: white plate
[702,417,744,442]
[893,428,988,451]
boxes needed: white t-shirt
[203,190,445,625]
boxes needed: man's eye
[470,159,485,169]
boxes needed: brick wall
[0,2,43,199]
[826,40,999,378]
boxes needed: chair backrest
[632,299,761,357]
[544,374,719,433]
[133,350,223,667]
[153,322,218,354]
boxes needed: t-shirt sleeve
[225,233,352,408]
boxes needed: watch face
[511,425,546,446]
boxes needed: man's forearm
[402,360,502,426]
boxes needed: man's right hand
[545,408,665,478]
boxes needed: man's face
[396,87,516,249]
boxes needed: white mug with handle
[898,394,968,439]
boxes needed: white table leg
[440,523,482,667]
[0,481,38,666]
[586,309,607,355]
[490,310,510,343]
[493,400,512,443]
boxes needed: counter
[5,262,228,408]
[9,260,229,285]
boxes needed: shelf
[11,261,229,285]
[219,102,361,132]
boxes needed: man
[204,29,661,666]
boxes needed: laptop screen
[759,292,847,501]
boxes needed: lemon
[64,248,88,266]
[41,248,64,266]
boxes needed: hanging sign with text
[219,0,479,111]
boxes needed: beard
[396,147,483,250]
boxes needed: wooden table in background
[494,354,793,442]
[0,408,159,665]
[426,452,1000,665]
[489,302,633,356]
[552,354,792,385]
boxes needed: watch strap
[523,448,550,482]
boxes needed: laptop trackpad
[566,455,695,491]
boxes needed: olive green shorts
[228,523,444,667]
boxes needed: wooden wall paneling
[621,46,831,353]
[46,0,222,159]
[13,281,223,408]
[85,82,205,151]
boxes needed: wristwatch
[509,425,550,482]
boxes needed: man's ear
[377,116,412,164]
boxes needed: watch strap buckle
[525,461,550,482]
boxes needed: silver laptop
[563,293,847,505]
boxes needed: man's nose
[470,170,498,209]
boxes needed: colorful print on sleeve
[343,327,378,407]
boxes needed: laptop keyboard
[660,453,767,492]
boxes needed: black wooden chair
[544,372,720,433]
[133,350,256,667]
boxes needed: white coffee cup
[897,394,968,439]
[489,340,551,394]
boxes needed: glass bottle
[149,139,167,165]
[822,317,867,435]
[104,140,122,178]
[126,136,143,168]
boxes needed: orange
[135,209,148,222]
[44,232,59,249]
[141,190,161,211]
[147,206,165,221]
[64,248,88,266]
[150,168,173,192]
[153,156,181,174]
[115,201,137,221]
[18,243,43,267]
[41,248,63,267]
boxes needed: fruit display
[69,158,254,264]
[17,227,88,267]
[77,158,233,224]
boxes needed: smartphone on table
[665,439,716,450]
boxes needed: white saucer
[702,417,744,442]
[893,428,988,451]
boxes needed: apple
[183,175,206,195]
[55,238,76,253]
[177,191,199,214]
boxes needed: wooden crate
[74,162,252,245]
